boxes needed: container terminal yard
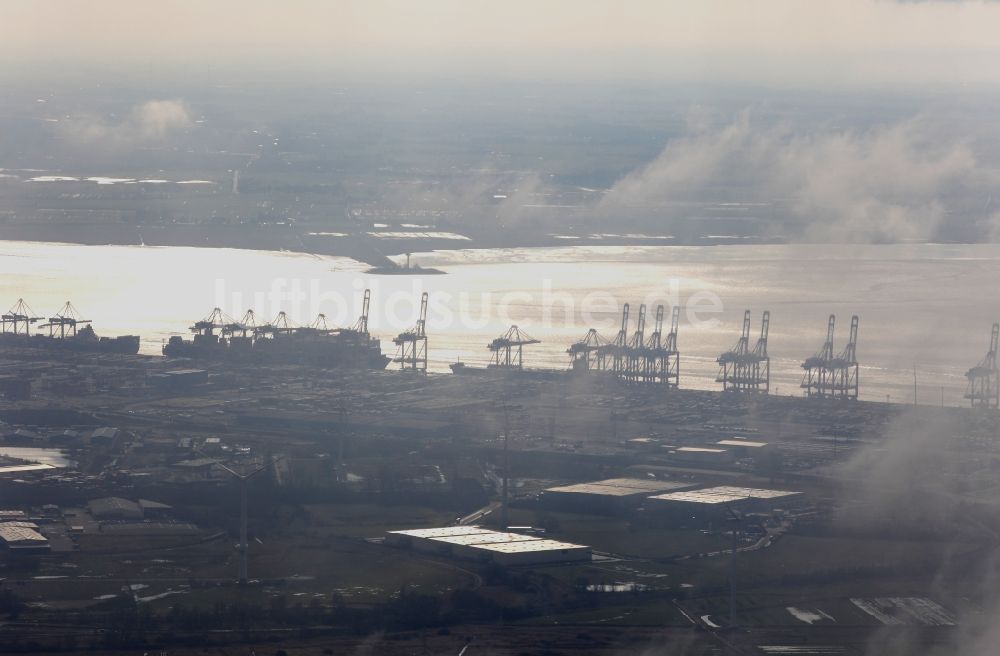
[0,292,999,654]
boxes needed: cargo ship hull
[0,328,140,356]
[163,332,390,370]
[449,362,566,381]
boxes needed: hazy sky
[3,0,1000,88]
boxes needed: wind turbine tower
[220,462,267,585]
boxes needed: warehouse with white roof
[385,526,590,565]
[645,485,803,516]
[540,477,698,513]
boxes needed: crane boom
[842,315,859,364]
[417,292,428,338]
[754,311,770,357]
[358,289,371,334]
[991,323,1000,369]
[617,303,630,344]
[646,305,665,349]
[823,314,836,359]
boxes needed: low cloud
[835,411,966,526]
[58,99,193,149]
[834,410,1000,656]
[597,112,979,243]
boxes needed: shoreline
[0,222,790,266]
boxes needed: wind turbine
[501,400,510,530]
[219,461,268,585]
[723,502,744,629]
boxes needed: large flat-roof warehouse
[386,526,496,553]
[541,477,698,512]
[468,539,591,566]
[386,526,591,565]
[646,485,802,514]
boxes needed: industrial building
[89,427,120,446]
[385,526,495,553]
[88,496,144,520]
[714,439,770,456]
[667,446,734,466]
[385,526,591,565]
[86,496,172,520]
[468,539,591,566]
[138,498,173,518]
[0,524,50,553]
[540,477,698,513]
[646,485,802,517]
[432,532,546,559]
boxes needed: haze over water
[1,240,995,406]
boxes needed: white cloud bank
[59,99,193,149]
[598,113,981,242]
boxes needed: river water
[1,240,998,405]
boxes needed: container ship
[163,290,390,370]
[0,300,140,355]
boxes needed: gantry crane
[393,292,428,372]
[187,307,229,348]
[644,305,680,387]
[338,288,375,345]
[751,310,771,393]
[2,299,43,335]
[717,310,752,392]
[604,303,630,375]
[663,305,680,387]
[39,302,91,339]
[801,314,859,399]
[192,307,227,336]
[624,304,647,383]
[717,310,770,393]
[643,304,666,383]
[567,302,680,387]
[308,313,335,334]
[352,289,371,335]
[829,315,859,399]
[223,309,259,338]
[567,328,608,372]
[268,311,297,336]
[488,325,540,369]
[221,309,259,352]
[802,315,836,397]
[966,322,999,408]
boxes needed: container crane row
[566,302,680,388]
